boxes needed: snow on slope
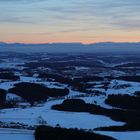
[0,100,124,130]
[107,80,140,95]
[0,128,34,140]
[0,81,18,90]
[93,80,140,95]
[1,75,140,140]
[96,131,140,140]
[79,96,113,109]
[6,93,23,101]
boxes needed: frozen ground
[0,128,34,140]
[1,53,140,140]
[1,77,140,140]
[96,131,140,140]
[0,100,124,130]
[107,80,140,95]
[1,128,140,140]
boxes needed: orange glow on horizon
[1,36,140,44]
[0,0,140,45]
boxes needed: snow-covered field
[1,78,140,140]
[0,100,124,129]
[107,80,140,95]
[0,128,34,140]
[1,54,140,140]
[96,131,140,140]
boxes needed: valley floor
[1,128,140,140]
[1,53,140,140]
[96,131,140,140]
[0,128,34,140]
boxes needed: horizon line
[0,41,140,45]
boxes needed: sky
[0,0,140,44]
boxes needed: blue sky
[0,0,140,43]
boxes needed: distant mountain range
[0,42,140,53]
